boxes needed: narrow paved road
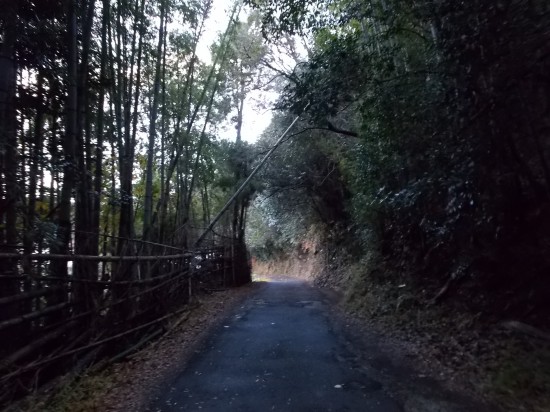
[147,281,490,412]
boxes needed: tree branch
[327,121,359,137]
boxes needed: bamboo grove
[0,0,268,401]
[0,1,261,292]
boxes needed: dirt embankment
[252,238,349,288]
[252,239,321,281]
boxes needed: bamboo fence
[0,237,246,406]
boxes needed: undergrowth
[338,255,550,412]
[488,344,550,412]
[9,369,114,412]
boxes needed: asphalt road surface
[147,280,491,412]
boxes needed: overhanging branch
[327,121,359,137]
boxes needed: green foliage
[249,0,550,323]
[246,112,354,258]
[246,0,323,38]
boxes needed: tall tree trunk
[0,1,18,246]
[115,0,146,261]
[0,1,19,326]
[158,25,168,243]
[113,0,134,271]
[232,72,246,243]
[23,72,45,279]
[49,0,78,320]
[92,0,110,262]
[73,0,97,313]
[143,0,167,241]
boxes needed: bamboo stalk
[0,286,65,306]
[194,103,309,247]
[72,230,184,251]
[0,321,75,370]
[1,264,194,285]
[108,327,164,363]
[0,252,193,261]
[0,302,70,331]
[0,306,190,381]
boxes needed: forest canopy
[245,0,550,328]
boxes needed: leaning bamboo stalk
[0,286,65,306]
[108,326,164,363]
[0,306,190,381]
[0,321,75,370]
[194,103,309,246]
[72,229,184,251]
[0,302,70,331]
[0,267,190,363]
[134,310,192,355]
